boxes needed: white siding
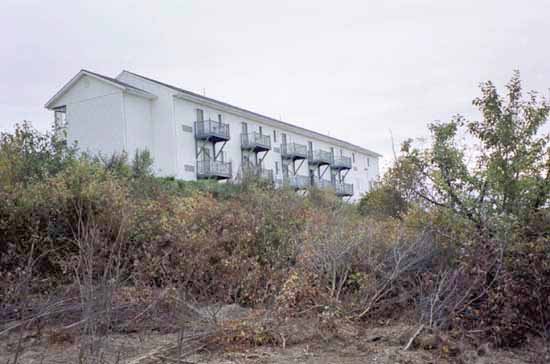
[49,75,125,157]
[117,72,178,177]
[123,93,154,163]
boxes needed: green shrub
[0,121,77,188]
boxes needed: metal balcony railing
[312,177,335,190]
[241,165,274,182]
[194,120,230,141]
[284,175,310,190]
[334,182,354,197]
[308,149,333,166]
[196,159,232,180]
[281,142,308,160]
[332,155,352,170]
[241,132,271,152]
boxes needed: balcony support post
[342,168,350,181]
[320,164,330,179]
[196,140,207,159]
[258,149,269,165]
[215,140,227,161]
[294,159,305,176]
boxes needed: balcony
[284,175,310,190]
[241,165,274,183]
[312,177,335,191]
[332,155,352,170]
[334,182,354,197]
[194,120,230,142]
[241,132,271,152]
[281,142,308,160]
[308,149,333,166]
[196,159,232,180]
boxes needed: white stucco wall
[116,73,180,177]
[49,75,126,157]
[123,93,154,162]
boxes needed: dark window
[259,126,263,135]
[275,161,279,174]
[54,107,67,129]
[367,157,370,167]
[308,141,313,151]
[273,130,277,143]
[352,153,355,163]
[241,122,248,134]
[282,133,287,145]
[218,114,222,123]
[196,109,204,121]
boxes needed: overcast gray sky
[1,0,549,167]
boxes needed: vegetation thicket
[0,73,548,359]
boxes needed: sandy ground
[1,323,546,364]
[1,303,547,364]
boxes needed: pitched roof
[120,70,382,158]
[81,69,154,95]
[44,69,156,109]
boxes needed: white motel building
[45,70,381,201]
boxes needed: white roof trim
[45,70,156,109]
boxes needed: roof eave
[45,70,156,109]
[123,70,382,158]
[124,89,157,100]
[174,91,381,158]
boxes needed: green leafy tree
[392,71,549,231]
[358,184,408,219]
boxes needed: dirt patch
[2,323,546,364]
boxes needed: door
[196,109,204,122]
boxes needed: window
[54,106,67,129]
[352,153,355,163]
[218,114,222,123]
[308,141,313,151]
[282,133,287,145]
[273,130,277,143]
[259,126,263,135]
[241,122,248,134]
[367,157,370,167]
[275,161,279,174]
[196,109,204,122]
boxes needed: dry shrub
[208,313,278,350]
[0,160,131,302]
[296,209,440,322]
[132,188,306,305]
[299,209,366,301]
[274,268,328,317]
[409,209,550,348]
